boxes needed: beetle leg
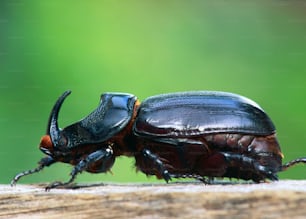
[220,152,278,181]
[169,173,211,184]
[142,149,172,182]
[281,157,306,171]
[46,147,113,190]
[11,156,55,186]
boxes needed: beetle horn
[47,90,71,146]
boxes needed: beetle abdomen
[134,91,275,139]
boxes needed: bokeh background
[1,0,306,184]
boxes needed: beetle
[11,90,306,190]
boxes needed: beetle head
[39,91,71,156]
[39,90,137,158]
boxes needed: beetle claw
[45,181,63,191]
[45,176,76,191]
[45,181,77,191]
[45,170,78,191]
[265,171,278,181]
[162,170,172,183]
[254,163,279,181]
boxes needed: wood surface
[1,180,306,219]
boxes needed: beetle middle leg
[220,152,278,182]
[46,147,114,190]
[139,149,172,182]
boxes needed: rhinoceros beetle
[11,90,306,190]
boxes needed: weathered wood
[1,180,306,219]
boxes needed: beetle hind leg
[221,152,278,182]
[281,157,306,171]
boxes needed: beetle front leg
[220,152,278,182]
[46,147,114,190]
[11,156,55,186]
[141,149,172,182]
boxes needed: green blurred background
[1,0,306,184]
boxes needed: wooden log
[1,180,306,219]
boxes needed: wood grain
[1,180,306,219]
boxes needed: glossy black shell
[134,91,275,141]
[61,93,137,148]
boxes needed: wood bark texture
[1,180,306,219]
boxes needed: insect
[11,90,306,190]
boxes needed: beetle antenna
[281,157,306,171]
[47,90,71,147]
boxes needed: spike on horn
[47,90,71,146]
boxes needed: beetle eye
[57,134,68,147]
